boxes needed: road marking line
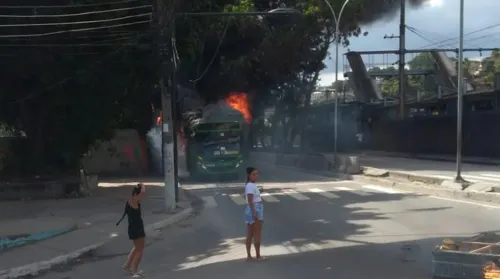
[201,196,218,208]
[429,195,500,209]
[309,188,339,198]
[362,185,403,194]
[281,189,310,200]
[334,186,354,191]
[431,175,453,180]
[333,186,371,196]
[229,194,246,205]
[480,173,500,179]
[261,192,280,202]
[463,174,500,182]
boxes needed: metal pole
[324,0,350,161]
[157,0,176,211]
[334,31,339,159]
[398,0,406,119]
[171,21,179,203]
[455,0,465,182]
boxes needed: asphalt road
[39,165,500,279]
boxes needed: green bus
[186,121,245,179]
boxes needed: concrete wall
[81,129,148,175]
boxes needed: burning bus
[151,90,252,179]
[185,121,245,178]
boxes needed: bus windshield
[194,122,241,157]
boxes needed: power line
[0,5,151,18]
[0,36,141,47]
[418,23,500,49]
[189,19,231,83]
[0,13,151,27]
[0,20,150,38]
[0,0,149,9]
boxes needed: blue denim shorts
[244,203,264,224]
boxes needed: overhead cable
[0,0,149,9]
[419,23,500,49]
[0,13,151,27]
[0,20,150,38]
[0,5,151,18]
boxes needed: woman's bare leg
[124,242,137,270]
[253,220,263,259]
[131,238,145,273]
[245,224,254,260]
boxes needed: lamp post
[322,0,351,162]
[455,0,465,182]
[157,6,301,211]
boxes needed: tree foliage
[0,0,155,175]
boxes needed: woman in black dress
[118,183,146,278]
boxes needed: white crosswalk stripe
[206,184,420,206]
[333,186,371,196]
[229,194,246,205]
[362,185,403,194]
[281,189,310,200]
[261,192,280,202]
[308,188,339,198]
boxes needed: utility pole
[398,0,406,119]
[455,0,465,183]
[156,0,177,211]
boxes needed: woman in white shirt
[244,167,264,261]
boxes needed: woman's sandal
[255,256,267,261]
[132,270,145,278]
[122,265,132,273]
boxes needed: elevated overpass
[343,49,497,104]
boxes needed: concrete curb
[348,174,500,205]
[0,207,193,279]
[361,166,447,185]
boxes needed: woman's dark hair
[246,167,257,183]
[132,184,142,196]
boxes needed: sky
[318,0,500,86]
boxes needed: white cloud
[425,0,444,8]
[317,72,345,86]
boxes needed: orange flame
[225,92,251,124]
[484,262,500,279]
[156,111,162,126]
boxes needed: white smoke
[146,126,163,174]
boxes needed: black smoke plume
[358,0,432,23]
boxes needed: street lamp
[455,0,465,182]
[322,0,351,163]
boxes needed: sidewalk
[0,179,193,279]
